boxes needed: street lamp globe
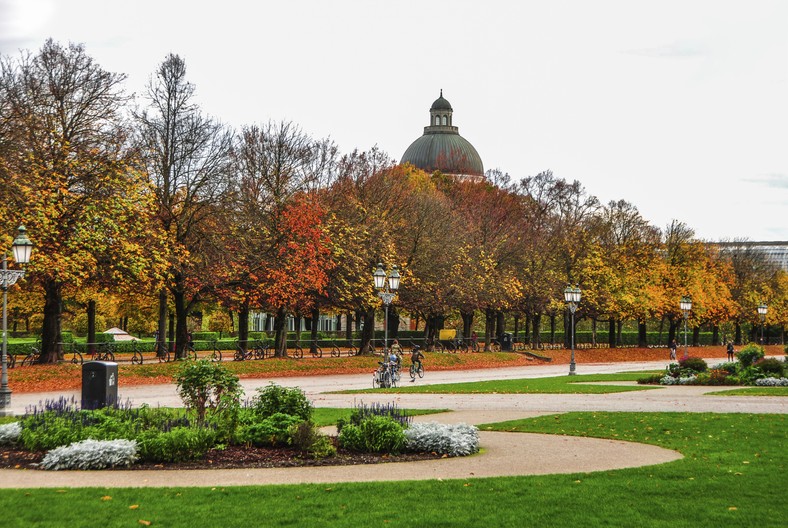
[12,226,33,265]
[373,263,386,290]
[757,303,767,317]
[387,265,400,291]
[680,296,692,313]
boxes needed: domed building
[400,91,484,179]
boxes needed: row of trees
[1,41,785,363]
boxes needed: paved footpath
[0,357,784,488]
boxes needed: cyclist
[410,345,425,382]
[388,349,401,373]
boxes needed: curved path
[1,358,783,488]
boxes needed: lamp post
[680,296,692,360]
[757,303,767,345]
[563,285,581,375]
[373,263,400,356]
[1,226,34,414]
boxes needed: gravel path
[1,358,783,488]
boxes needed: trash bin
[82,361,118,410]
[500,332,512,352]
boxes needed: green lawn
[343,372,662,394]
[705,386,788,396]
[0,412,784,527]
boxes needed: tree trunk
[638,320,647,348]
[156,289,167,357]
[387,307,400,341]
[484,308,495,351]
[237,303,249,353]
[692,326,700,347]
[310,307,320,355]
[531,313,541,349]
[168,310,175,354]
[513,314,519,343]
[87,300,96,357]
[39,280,62,364]
[173,287,189,360]
[591,317,597,347]
[274,307,288,357]
[345,312,353,341]
[460,310,474,340]
[360,307,375,354]
[495,311,505,339]
[550,314,556,345]
[608,318,616,348]
[712,325,719,346]
[524,313,531,344]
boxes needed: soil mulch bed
[0,443,444,471]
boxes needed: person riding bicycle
[410,345,425,381]
[388,350,401,372]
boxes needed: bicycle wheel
[409,364,416,379]
[291,346,303,359]
[131,351,142,365]
[331,346,340,358]
[315,346,322,358]
[373,371,380,388]
[254,347,264,360]
[71,352,83,365]
[417,364,424,378]
[211,349,222,362]
[382,371,392,388]
[435,341,445,353]
[22,354,35,367]
[8,354,15,369]
[234,349,245,361]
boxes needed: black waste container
[82,361,118,410]
[500,332,513,352]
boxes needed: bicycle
[209,339,223,362]
[488,339,501,353]
[66,342,83,365]
[373,361,397,388]
[291,342,304,359]
[234,341,252,361]
[94,342,115,362]
[252,340,267,360]
[310,341,323,358]
[20,345,40,367]
[130,340,144,365]
[184,342,198,361]
[157,342,172,363]
[330,340,342,358]
[409,361,425,379]
[347,340,358,357]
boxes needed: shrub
[637,374,664,385]
[736,344,765,368]
[251,383,312,421]
[237,413,302,447]
[339,415,406,453]
[136,427,216,463]
[40,439,138,470]
[679,356,708,373]
[711,362,738,375]
[288,421,336,458]
[175,360,243,423]
[404,422,480,456]
[707,369,738,386]
[0,422,22,445]
[738,365,766,384]
[755,358,785,377]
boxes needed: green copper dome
[401,91,484,178]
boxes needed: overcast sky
[2,0,786,241]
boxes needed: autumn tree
[0,40,161,363]
[135,53,233,359]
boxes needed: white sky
[2,0,786,241]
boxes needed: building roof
[401,91,484,177]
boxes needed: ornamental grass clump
[40,439,138,470]
[0,422,22,445]
[405,422,480,456]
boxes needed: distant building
[401,90,484,179]
[716,241,788,272]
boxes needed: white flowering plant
[404,422,480,456]
[0,422,22,445]
[40,438,138,470]
[660,375,697,385]
[754,377,788,387]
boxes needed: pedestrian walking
[669,339,677,361]
[726,341,735,362]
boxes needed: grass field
[0,412,784,527]
[705,386,788,396]
[345,372,662,394]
